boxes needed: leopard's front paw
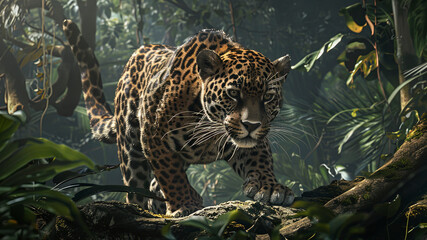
[243,178,294,206]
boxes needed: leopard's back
[114,44,176,143]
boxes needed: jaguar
[63,19,294,217]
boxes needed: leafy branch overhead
[292,33,344,72]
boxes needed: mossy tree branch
[281,115,427,237]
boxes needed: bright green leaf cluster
[292,33,344,72]
[0,111,95,238]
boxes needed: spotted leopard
[63,19,294,217]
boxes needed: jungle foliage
[0,110,93,238]
[0,110,163,238]
[0,0,426,239]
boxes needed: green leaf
[292,201,335,223]
[0,140,24,165]
[52,164,119,186]
[8,187,91,237]
[105,6,111,18]
[161,223,176,240]
[178,209,252,238]
[229,230,251,239]
[337,39,374,72]
[292,33,344,72]
[328,212,366,238]
[318,165,330,182]
[338,121,366,154]
[408,0,427,58]
[72,184,164,202]
[11,190,71,215]
[326,109,358,124]
[0,186,16,194]
[0,111,23,152]
[386,76,420,106]
[180,216,214,234]
[373,194,401,219]
[269,224,282,240]
[9,205,36,225]
[0,138,94,182]
[212,209,252,236]
[53,170,90,186]
[313,222,330,234]
[339,3,366,33]
[346,50,377,86]
[2,160,92,186]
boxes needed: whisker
[162,124,193,139]
[216,134,230,161]
[271,124,316,139]
[270,126,317,147]
[269,131,302,154]
[179,115,226,150]
[191,130,225,146]
[162,110,207,139]
[167,110,204,123]
[228,145,239,160]
[268,135,292,160]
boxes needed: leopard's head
[197,49,290,148]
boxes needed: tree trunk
[391,0,419,112]
[77,0,97,50]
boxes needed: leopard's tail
[63,20,116,143]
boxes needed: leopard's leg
[144,149,203,217]
[116,120,153,208]
[148,178,166,214]
[147,162,192,214]
[227,141,294,205]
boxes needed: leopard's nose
[241,120,261,133]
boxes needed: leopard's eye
[264,92,275,103]
[226,88,240,100]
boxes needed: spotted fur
[63,19,294,216]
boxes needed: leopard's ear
[272,55,291,80]
[197,49,222,81]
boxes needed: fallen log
[40,200,300,239]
